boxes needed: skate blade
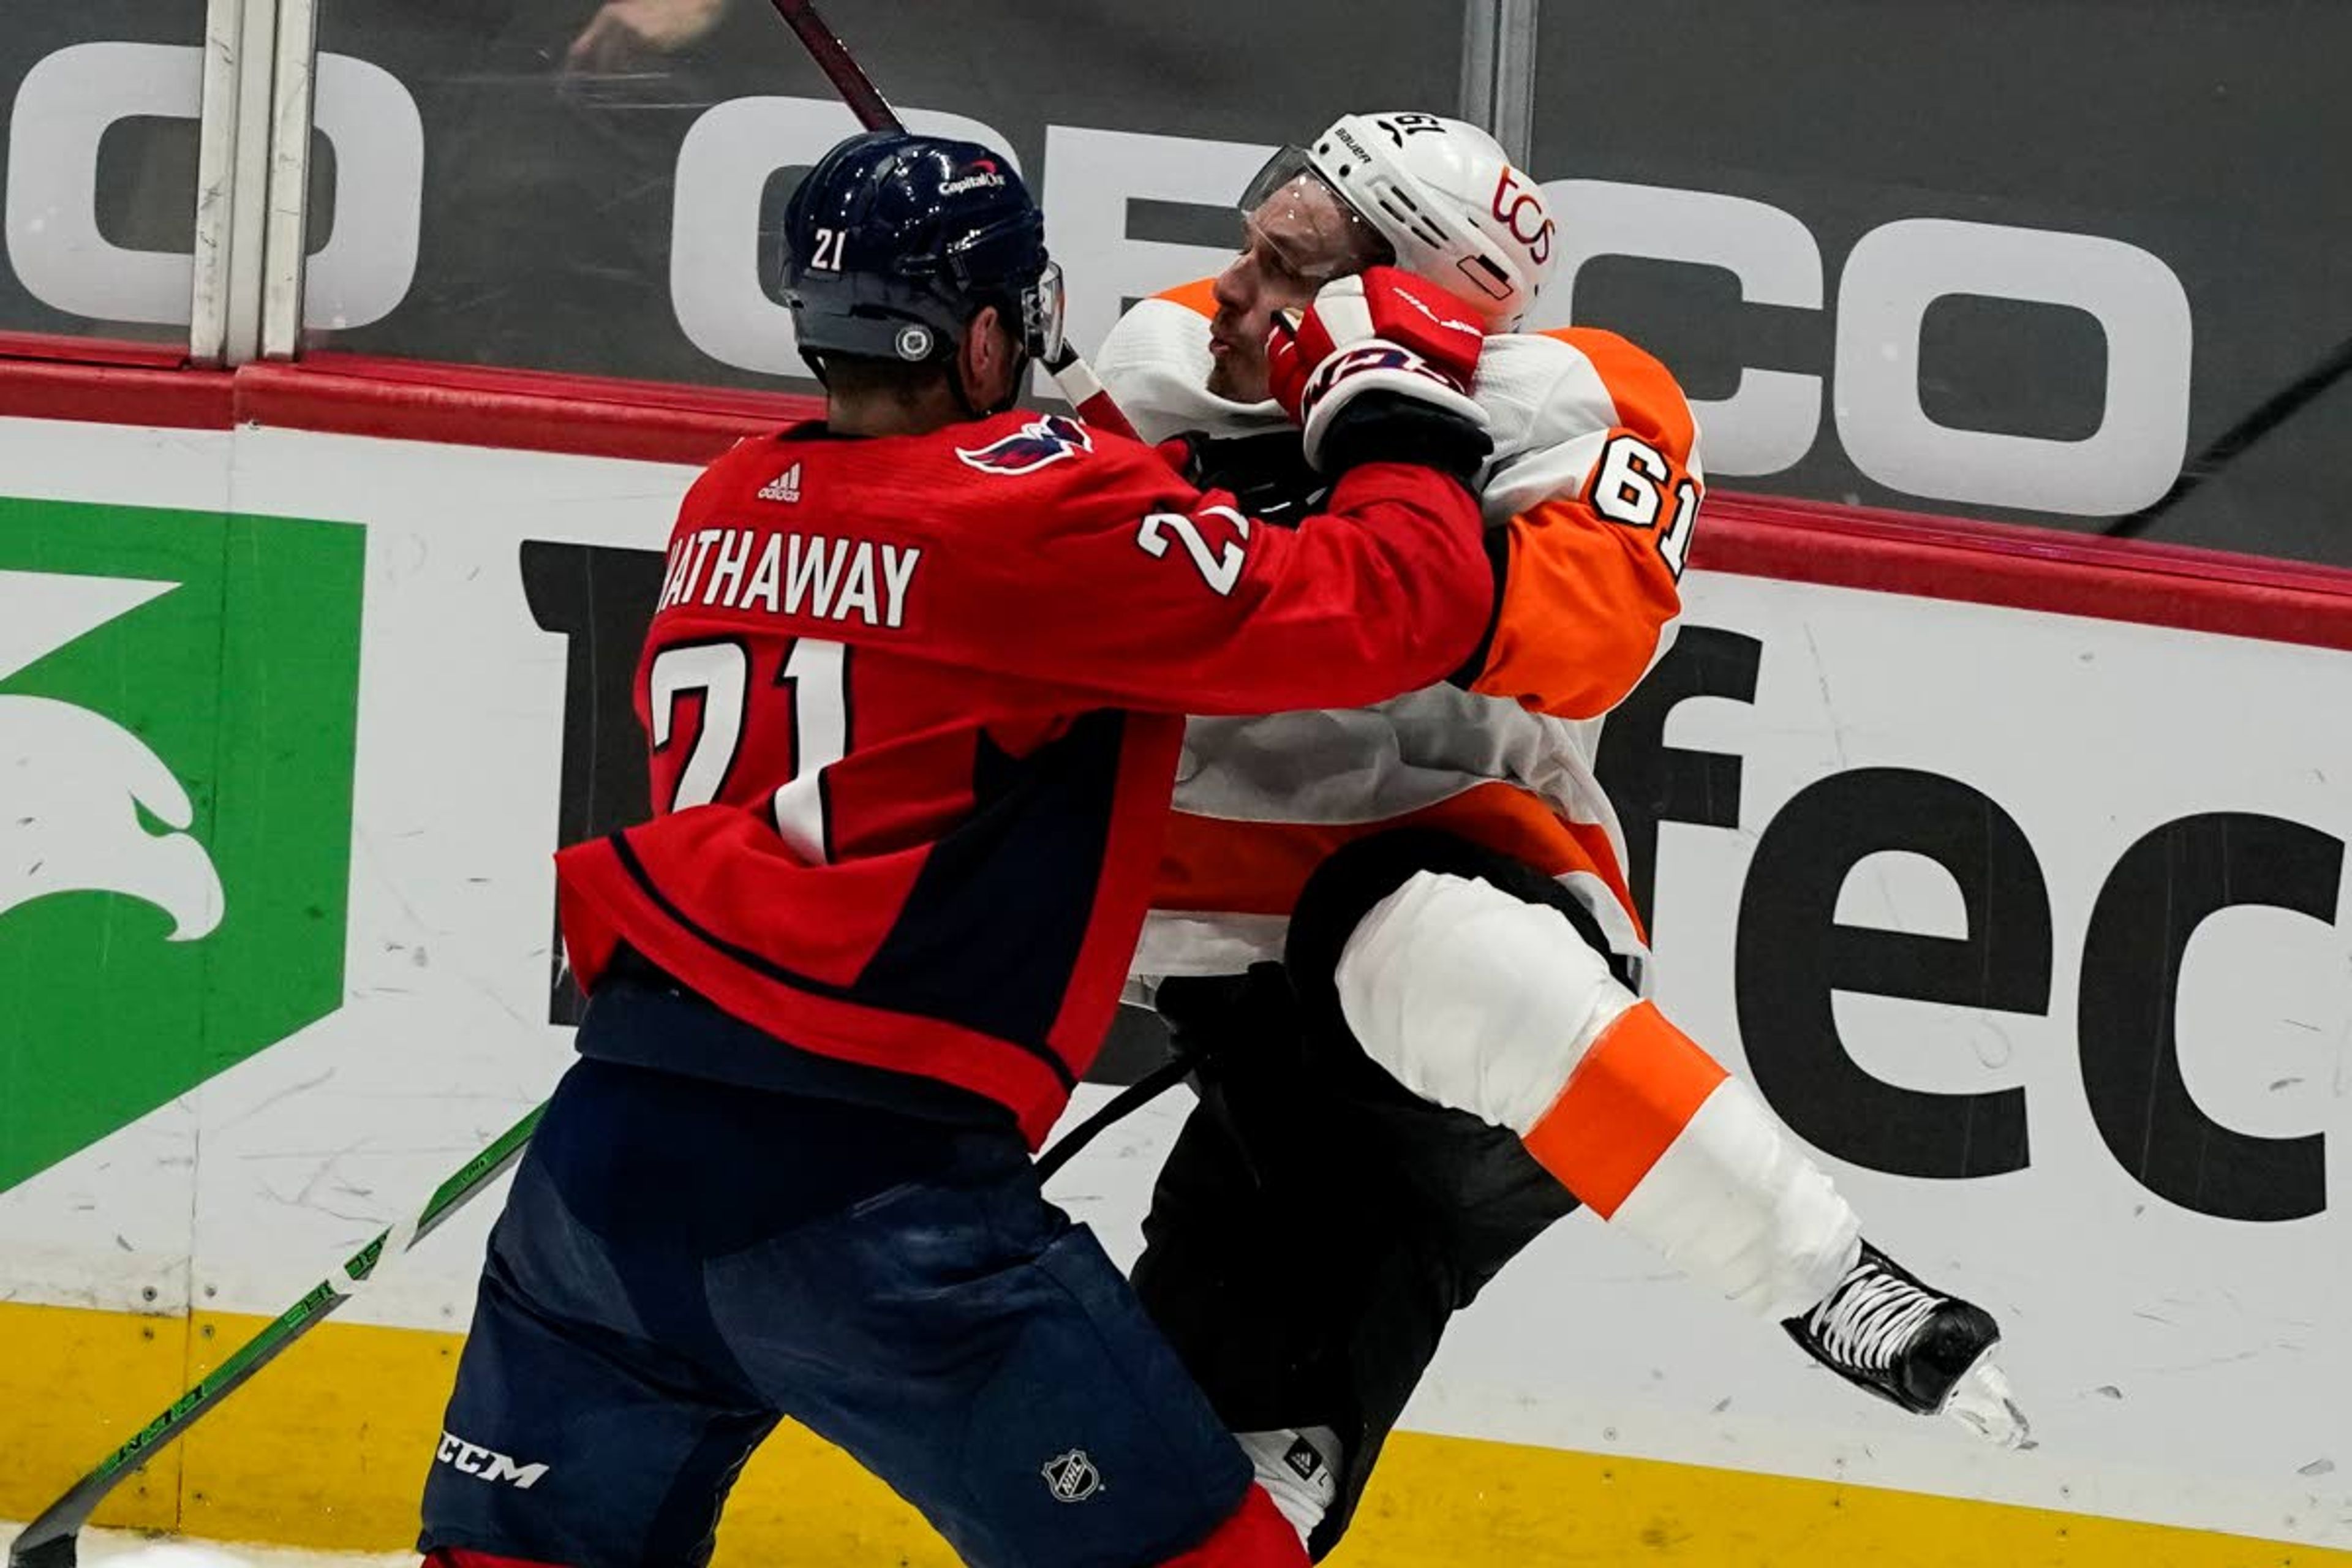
[1940,1349,2032,1449]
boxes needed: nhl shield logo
[1041,1448,1101,1503]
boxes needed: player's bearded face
[1207,176,1385,402]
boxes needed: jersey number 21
[648,637,848,861]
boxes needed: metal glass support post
[189,0,247,365]
[218,0,283,364]
[259,0,318,360]
[1458,0,1540,162]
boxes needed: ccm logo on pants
[437,1430,550,1490]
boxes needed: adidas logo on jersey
[758,463,803,503]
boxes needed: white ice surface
[4,1529,407,1568]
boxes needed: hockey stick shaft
[2103,330,2352,540]
[4,1061,1174,1568]
[763,0,1144,441]
[1035,1049,1197,1183]
[766,0,899,135]
[6,1107,543,1568]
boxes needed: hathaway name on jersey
[655,524,922,630]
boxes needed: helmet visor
[1020,259,1067,364]
[1235,146,1392,290]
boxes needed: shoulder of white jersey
[1095,279,1291,445]
[1472,326,1702,521]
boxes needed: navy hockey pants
[419,986,1253,1568]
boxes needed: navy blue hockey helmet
[783,130,1064,373]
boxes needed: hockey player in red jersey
[416,130,1504,1568]
[1094,112,2027,1555]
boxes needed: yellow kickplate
[4,1300,2340,1567]
[1336,1437,2346,1568]
[0,1300,187,1534]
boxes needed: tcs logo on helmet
[1490,167,1555,266]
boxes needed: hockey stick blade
[6,1107,543,1568]
[763,0,1142,442]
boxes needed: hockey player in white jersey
[1094,111,2027,1555]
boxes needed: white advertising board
[0,414,2345,1549]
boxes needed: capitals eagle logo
[955,413,1093,477]
[0,571,225,943]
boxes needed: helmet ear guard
[939,211,1065,361]
[1343,160,1521,314]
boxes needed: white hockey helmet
[1240,112,1556,328]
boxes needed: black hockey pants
[1129,829,1638,1559]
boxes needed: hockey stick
[1,1059,1181,1568]
[763,0,1143,440]
[6,1107,544,1568]
[1035,1047,1199,1183]
[2103,330,2352,539]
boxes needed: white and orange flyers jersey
[1095,279,1705,983]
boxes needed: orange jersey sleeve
[1457,328,1701,720]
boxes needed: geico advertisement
[7,37,2195,521]
[1607,580,2352,1229]
[0,422,2346,1548]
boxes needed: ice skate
[1785,1240,2030,1448]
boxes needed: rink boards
[3,386,2351,1565]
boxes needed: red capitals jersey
[554,410,1490,1144]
